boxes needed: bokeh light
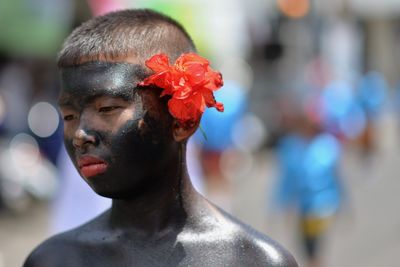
[9,133,40,170]
[277,0,310,19]
[232,113,267,152]
[28,102,60,138]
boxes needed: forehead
[59,62,148,104]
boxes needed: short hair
[58,9,196,68]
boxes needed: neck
[108,143,197,235]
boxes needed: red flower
[139,53,224,127]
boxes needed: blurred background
[0,0,399,266]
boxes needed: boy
[24,9,297,266]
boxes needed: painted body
[24,61,297,267]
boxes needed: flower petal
[184,63,207,85]
[204,68,223,90]
[168,98,201,123]
[176,53,209,69]
[191,92,206,113]
[215,102,224,112]
[140,53,224,125]
[140,71,173,93]
[145,53,171,72]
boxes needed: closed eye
[98,106,121,113]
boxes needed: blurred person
[272,112,343,267]
[24,9,297,266]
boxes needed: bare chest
[53,238,245,267]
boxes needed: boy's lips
[77,155,108,178]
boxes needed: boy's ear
[172,119,200,142]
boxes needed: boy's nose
[72,129,97,149]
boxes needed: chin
[84,169,161,199]
[92,189,116,198]
[89,187,127,199]
[88,182,142,199]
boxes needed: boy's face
[59,62,176,198]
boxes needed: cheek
[109,115,172,166]
[63,138,76,164]
[109,118,142,158]
[62,120,77,138]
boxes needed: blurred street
[1,1,400,267]
[1,111,399,267]
[232,111,400,267]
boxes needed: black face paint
[60,62,177,198]
[60,62,149,106]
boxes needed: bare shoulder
[234,225,298,266]
[23,212,108,267]
[23,229,79,267]
[214,207,298,267]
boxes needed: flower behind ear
[139,53,224,127]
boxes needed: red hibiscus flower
[139,53,224,127]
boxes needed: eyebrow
[57,94,73,107]
[58,87,137,107]
[84,88,136,103]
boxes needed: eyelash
[63,115,76,121]
[63,106,121,121]
[98,106,121,113]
